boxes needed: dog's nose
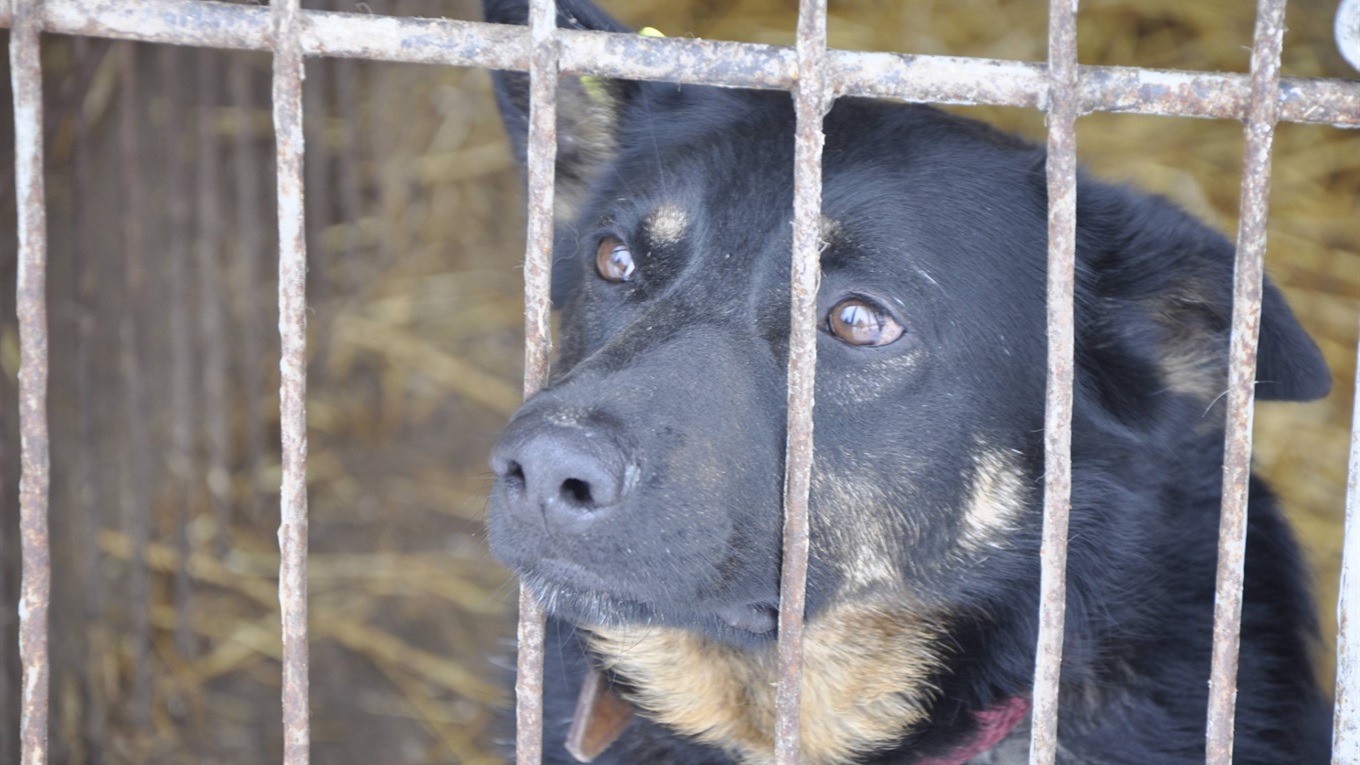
[491,424,633,533]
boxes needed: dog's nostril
[560,478,594,507]
[503,460,527,491]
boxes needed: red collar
[916,696,1030,765]
[567,667,1030,765]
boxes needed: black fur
[482,2,1334,762]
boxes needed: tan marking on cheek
[1146,289,1230,405]
[1159,343,1227,405]
[644,203,689,246]
[811,470,902,589]
[588,599,944,765]
[961,448,1029,550]
[819,215,842,249]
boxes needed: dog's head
[481,0,1330,662]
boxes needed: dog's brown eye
[596,236,635,283]
[827,298,904,347]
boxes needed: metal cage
[4,0,1360,763]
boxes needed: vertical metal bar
[1028,0,1080,762]
[118,40,153,731]
[229,55,267,523]
[1334,320,1360,761]
[197,47,232,568]
[10,0,50,762]
[775,1,829,764]
[162,43,197,668]
[1205,2,1287,762]
[516,1,559,763]
[273,0,311,762]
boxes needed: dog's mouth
[716,602,779,635]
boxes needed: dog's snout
[491,422,633,533]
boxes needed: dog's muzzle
[491,417,638,536]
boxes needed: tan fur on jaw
[588,599,944,765]
[960,449,1029,551]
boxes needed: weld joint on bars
[0,0,1358,126]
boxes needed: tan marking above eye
[595,235,635,283]
[827,298,904,347]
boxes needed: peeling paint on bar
[1205,1,1288,762]
[272,0,311,762]
[776,3,829,760]
[10,0,51,763]
[515,1,560,763]
[1335,318,1360,762]
[1027,0,1080,763]
[1,1,1357,127]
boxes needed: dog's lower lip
[718,603,779,634]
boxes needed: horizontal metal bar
[1,0,1357,127]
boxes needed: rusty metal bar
[515,1,559,760]
[117,40,153,731]
[1027,0,1080,763]
[11,0,51,761]
[0,1,1357,127]
[273,0,311,761]
[774,1,829,763]
[1334,319,1360,761]
[1205,0,1288,762]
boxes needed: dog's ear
[1085,184,1331,403]
[483,0,640,222]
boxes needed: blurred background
[0,0,1355,762]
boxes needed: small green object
[580,26,665,103]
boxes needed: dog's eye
[826,298,904,347]
[596,236,635,283]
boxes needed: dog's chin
[518,561,781,645]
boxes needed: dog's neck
[568,663,1029,765]
[579,599,1035,764]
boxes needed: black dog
[482,2,1334,762]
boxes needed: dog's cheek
[958,447,1031,552]
[810,469,910,592]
